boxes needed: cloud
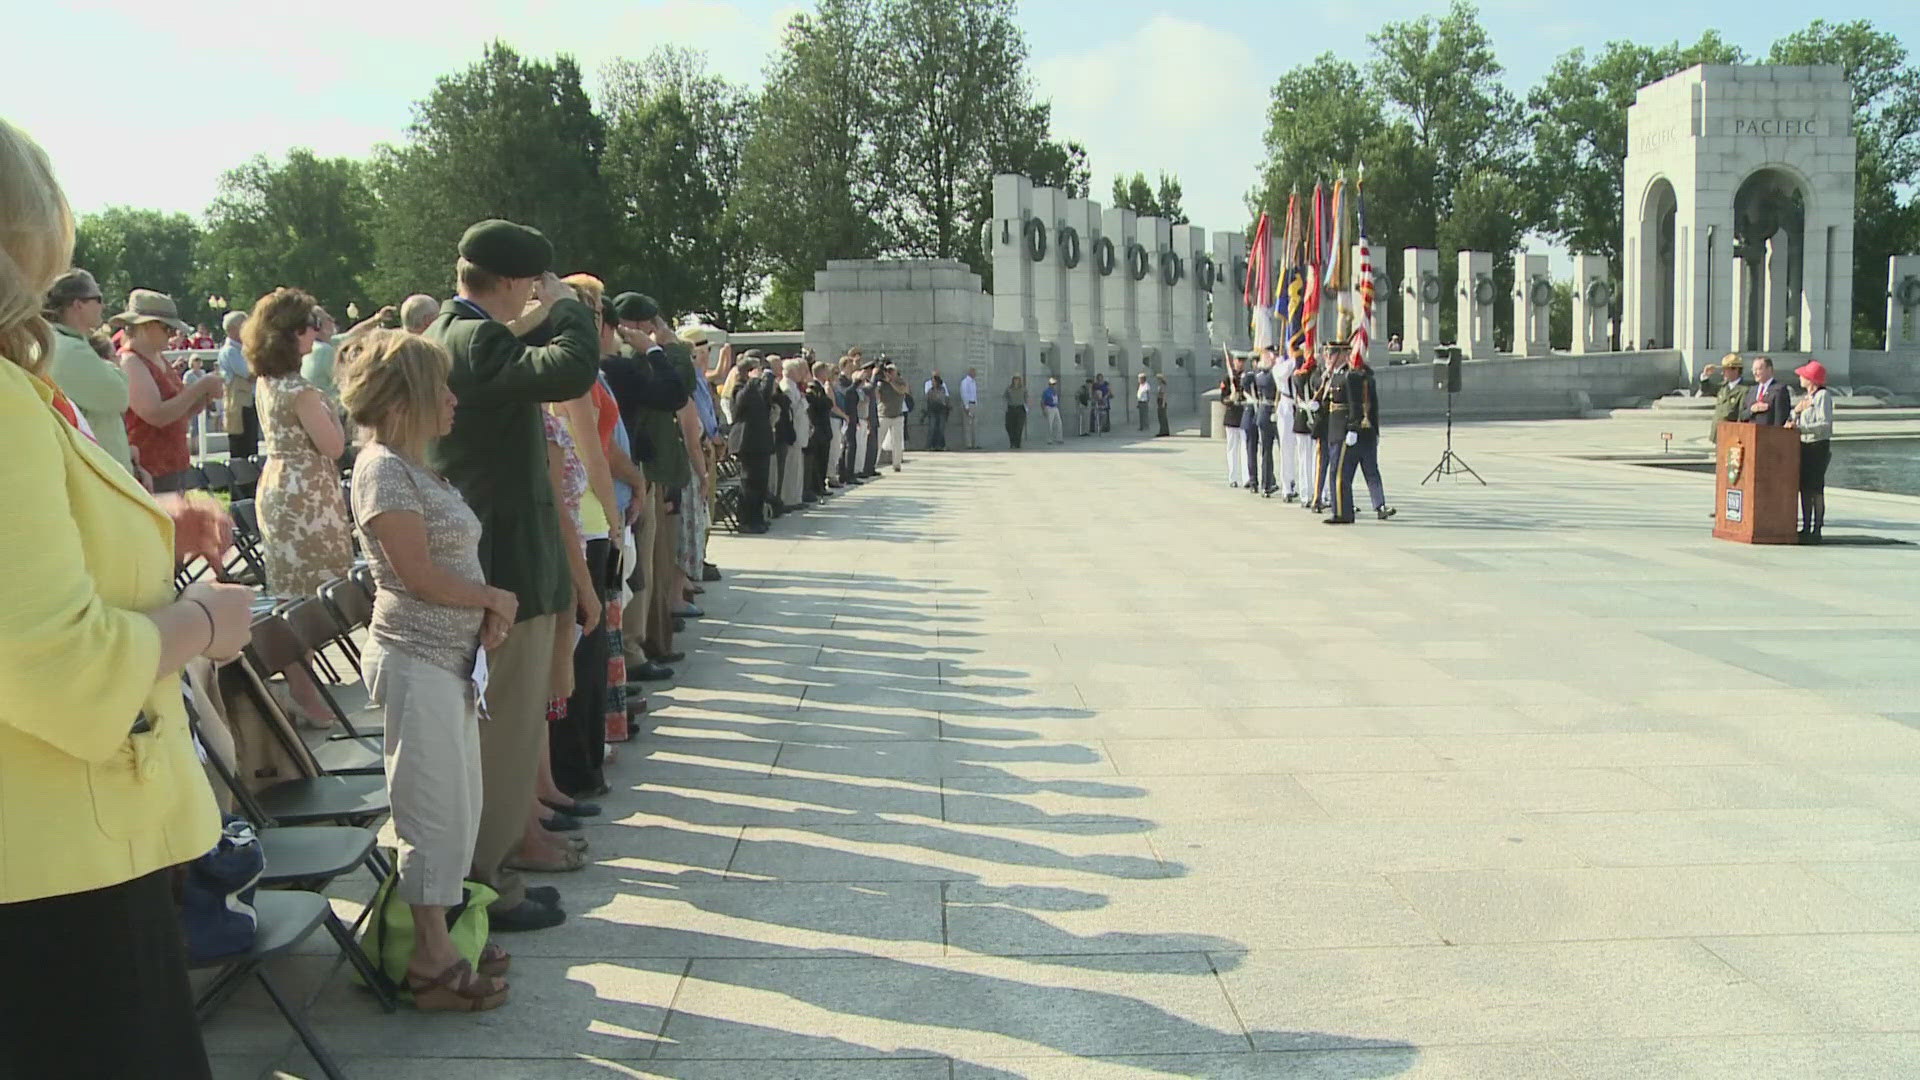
[1032,15,1263,232]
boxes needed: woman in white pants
[343,331,517,1011]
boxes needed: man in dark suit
[1741,355,1791,427]
[425,219,600,932]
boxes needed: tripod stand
[1420,389,1484,485]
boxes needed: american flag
[1301,182,1325,356]
[1246,211,1272,348]
[1351,173,1373,364]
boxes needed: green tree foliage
[1768,20,1920,347]
[1441,169,1530,343]
[370,43,613,299]
[200,149,377,318]
[1524,34,1745,291]
[1110,172,1186,223]
[601,48,762,326]
[735,0,890,317]
[71,208,205,325]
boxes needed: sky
[10,0,1917,243]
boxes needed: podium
[1713,421,1800,544]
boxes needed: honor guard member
[1338,336,1396,521]
[1301,346,1332,511]
[1220,356,1247,487]
[1709,353,1745,440]
[1238,358,1261,494]
[1275,347,1303,502]
[1319,341,1359,523]
[1251,351,1282,496]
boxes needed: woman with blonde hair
[245,286,355,725]
[0,119,257,1078]
[340,329,517,1010]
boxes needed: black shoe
[542,813,582,833]
[492,899,566,932]
[650,650,687,664]
[1376,506,1398,520]
[702,563,721,581]
[674,604,705,619]
[741,523,769,534]
[1323,516,1353,525]
[1805,529,1823,545]
[572,782,611,799]
[525,885,560,907]
[629,661,674,682]
[543,798,601,817]
[1283,492,1299,503]
[672,617,687,633]
[1229,481,1240,488]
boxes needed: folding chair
[229,457,261,501]
[277,598,379,745]
[348,564,375,600]
[318,577,372,672]
[223,499,270,587]
[231,624,389,829]
[277,597,349,684]
[200,459,234,494]
[191,891,352,1079]
[244,612,384,759]
[186,697,397,1015]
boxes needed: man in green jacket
[1709,353,1745,442]
[42,268,136,473]
[424,219,600,931]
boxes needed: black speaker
[1432,346,1462,393]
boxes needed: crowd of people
[1219,340,1398,525]
[0,113,910,1076]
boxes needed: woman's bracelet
[185,597,217,657]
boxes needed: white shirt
[959,374,978,406]
[1137,381,1151,402]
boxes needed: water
[1638,437,1920,496]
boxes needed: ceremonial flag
[1301,182,1325,356]
[1246,211,1272,347]
[1351,172,1374,364]
[1327,178,1349,340]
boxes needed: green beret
[612,292,659,323]
[458,219,552,278]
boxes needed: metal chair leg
[256,970,350,1080]
[323,909,397,1013]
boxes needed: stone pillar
[1887,254,1920,350]
[1134,215,1171,380]
[1403,248,1440,361]
[1167,224,1206,413]
[1763,229,1791,352]
[1064,197,1106,387]
[1029,186,1073,372]
[991,174,1035,336]
[1456,250,1495,359]
[1571,254,1611,354]
[1212,230,1250,353]
[1100,206,1140,391]
[1512,252,1551,356]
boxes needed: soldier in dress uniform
[1335,336,1395,522]
[1301,345,1332,511]
[1238,356,1261,494]
[1250,351,1282,496]
[1317,342,1356,521]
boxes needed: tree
[1110,171,1187,223]
[735,0,889,322]
[1768,20,1920,347]
[1548,279,1574,351]
[370,43,613,299]
[71,208,205,324]
[200,149,377,318]
[1369,2,1521,221]
[872,0,1066,276]
[601,49,763,326]
[1440,169,1530,343]
[1524,34,1746,284]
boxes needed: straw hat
[109,289,189,332]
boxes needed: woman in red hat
[1789,360,1833,542]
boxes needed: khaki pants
[647,487,678,654]
[624,497,657,665]
[368,646,482,907]
[470,612,556,914]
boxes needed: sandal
[505,846,586,873]
[477,942,511,978]
[404,958,507,1012]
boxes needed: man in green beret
[423,218,600,932]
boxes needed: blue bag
[179,815,263,963]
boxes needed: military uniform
[1335,359,1392,520]
[1250,366,1281,495]
[1711,375,1746,441]
[1318,359,1355,520]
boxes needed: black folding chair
[318,577,372,672]
[229,457,261,501]
[191,891,352,1079]
[222,499,269,587]
[200,459,234,494]
[244,612,384,759]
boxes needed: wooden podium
[1714,421,1801,544]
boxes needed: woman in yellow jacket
[0,121,257,1080]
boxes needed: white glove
[1344,431,1359,447]
[1304,399,1320,414]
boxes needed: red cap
[1794,360,1827,387]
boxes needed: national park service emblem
[1725,443,1744,485]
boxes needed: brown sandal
[404,958,507,1012]
[477,942,511,978]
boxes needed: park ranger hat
[1720,353,1744,368]
[109,288,190,333]
[458,219,553,278]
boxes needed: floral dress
[256,374,353,597]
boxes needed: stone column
[1167,223,1205,413]
[1064,197,1106,388]
[1763,229,1791,352]
[1100,206,1140,392]
[1887,254,1920,350]
[1512,252,1551,356]
[1134,215,1171,379]
[1571,254,1611,354]
[1456,250,1495,359]
[1029,185,1073,375]
[1212,230,1250,353]
[1402,248,1440,361]
[991,174,1035,337]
